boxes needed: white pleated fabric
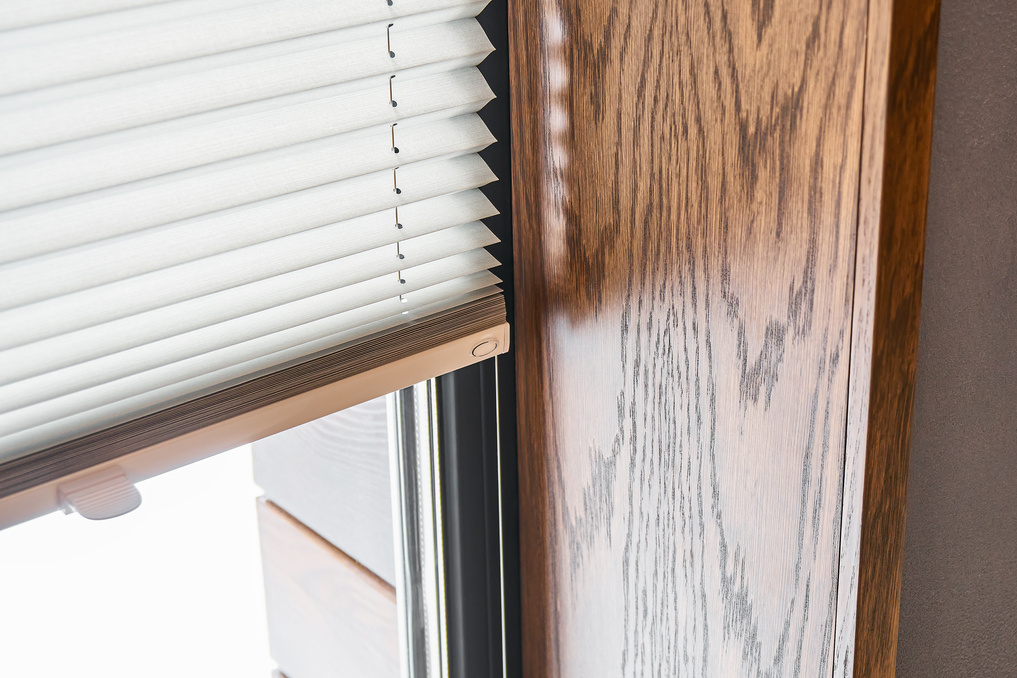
[0,0,502,461]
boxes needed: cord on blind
[0,0,506,468]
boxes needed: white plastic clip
[58,466,142,520]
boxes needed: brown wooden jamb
[835,0,942,676]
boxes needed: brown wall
[897,1,1017,676]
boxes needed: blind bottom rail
[0,294,506,499]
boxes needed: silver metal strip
[494,354,509,678]
[388,381,449,678]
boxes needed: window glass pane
[0,446,272,677]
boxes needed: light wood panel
[253,396,395,585]
[509,0,939,675]
[257,499,399,678]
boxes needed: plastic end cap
[58,467,142,520]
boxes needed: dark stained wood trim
[507,0,554,674]
[835,1,942,676]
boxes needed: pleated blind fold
[0,0,505,470]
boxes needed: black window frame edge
[436,0,521,675]
[437,355,520,678]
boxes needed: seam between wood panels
[263,498,398,601]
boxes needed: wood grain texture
[835,1,941,677]
[509,0,938,675]
[257,499,399,678]
[511,0,868,674]
[253,396,395,585]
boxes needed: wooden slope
[509,0,940,675]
